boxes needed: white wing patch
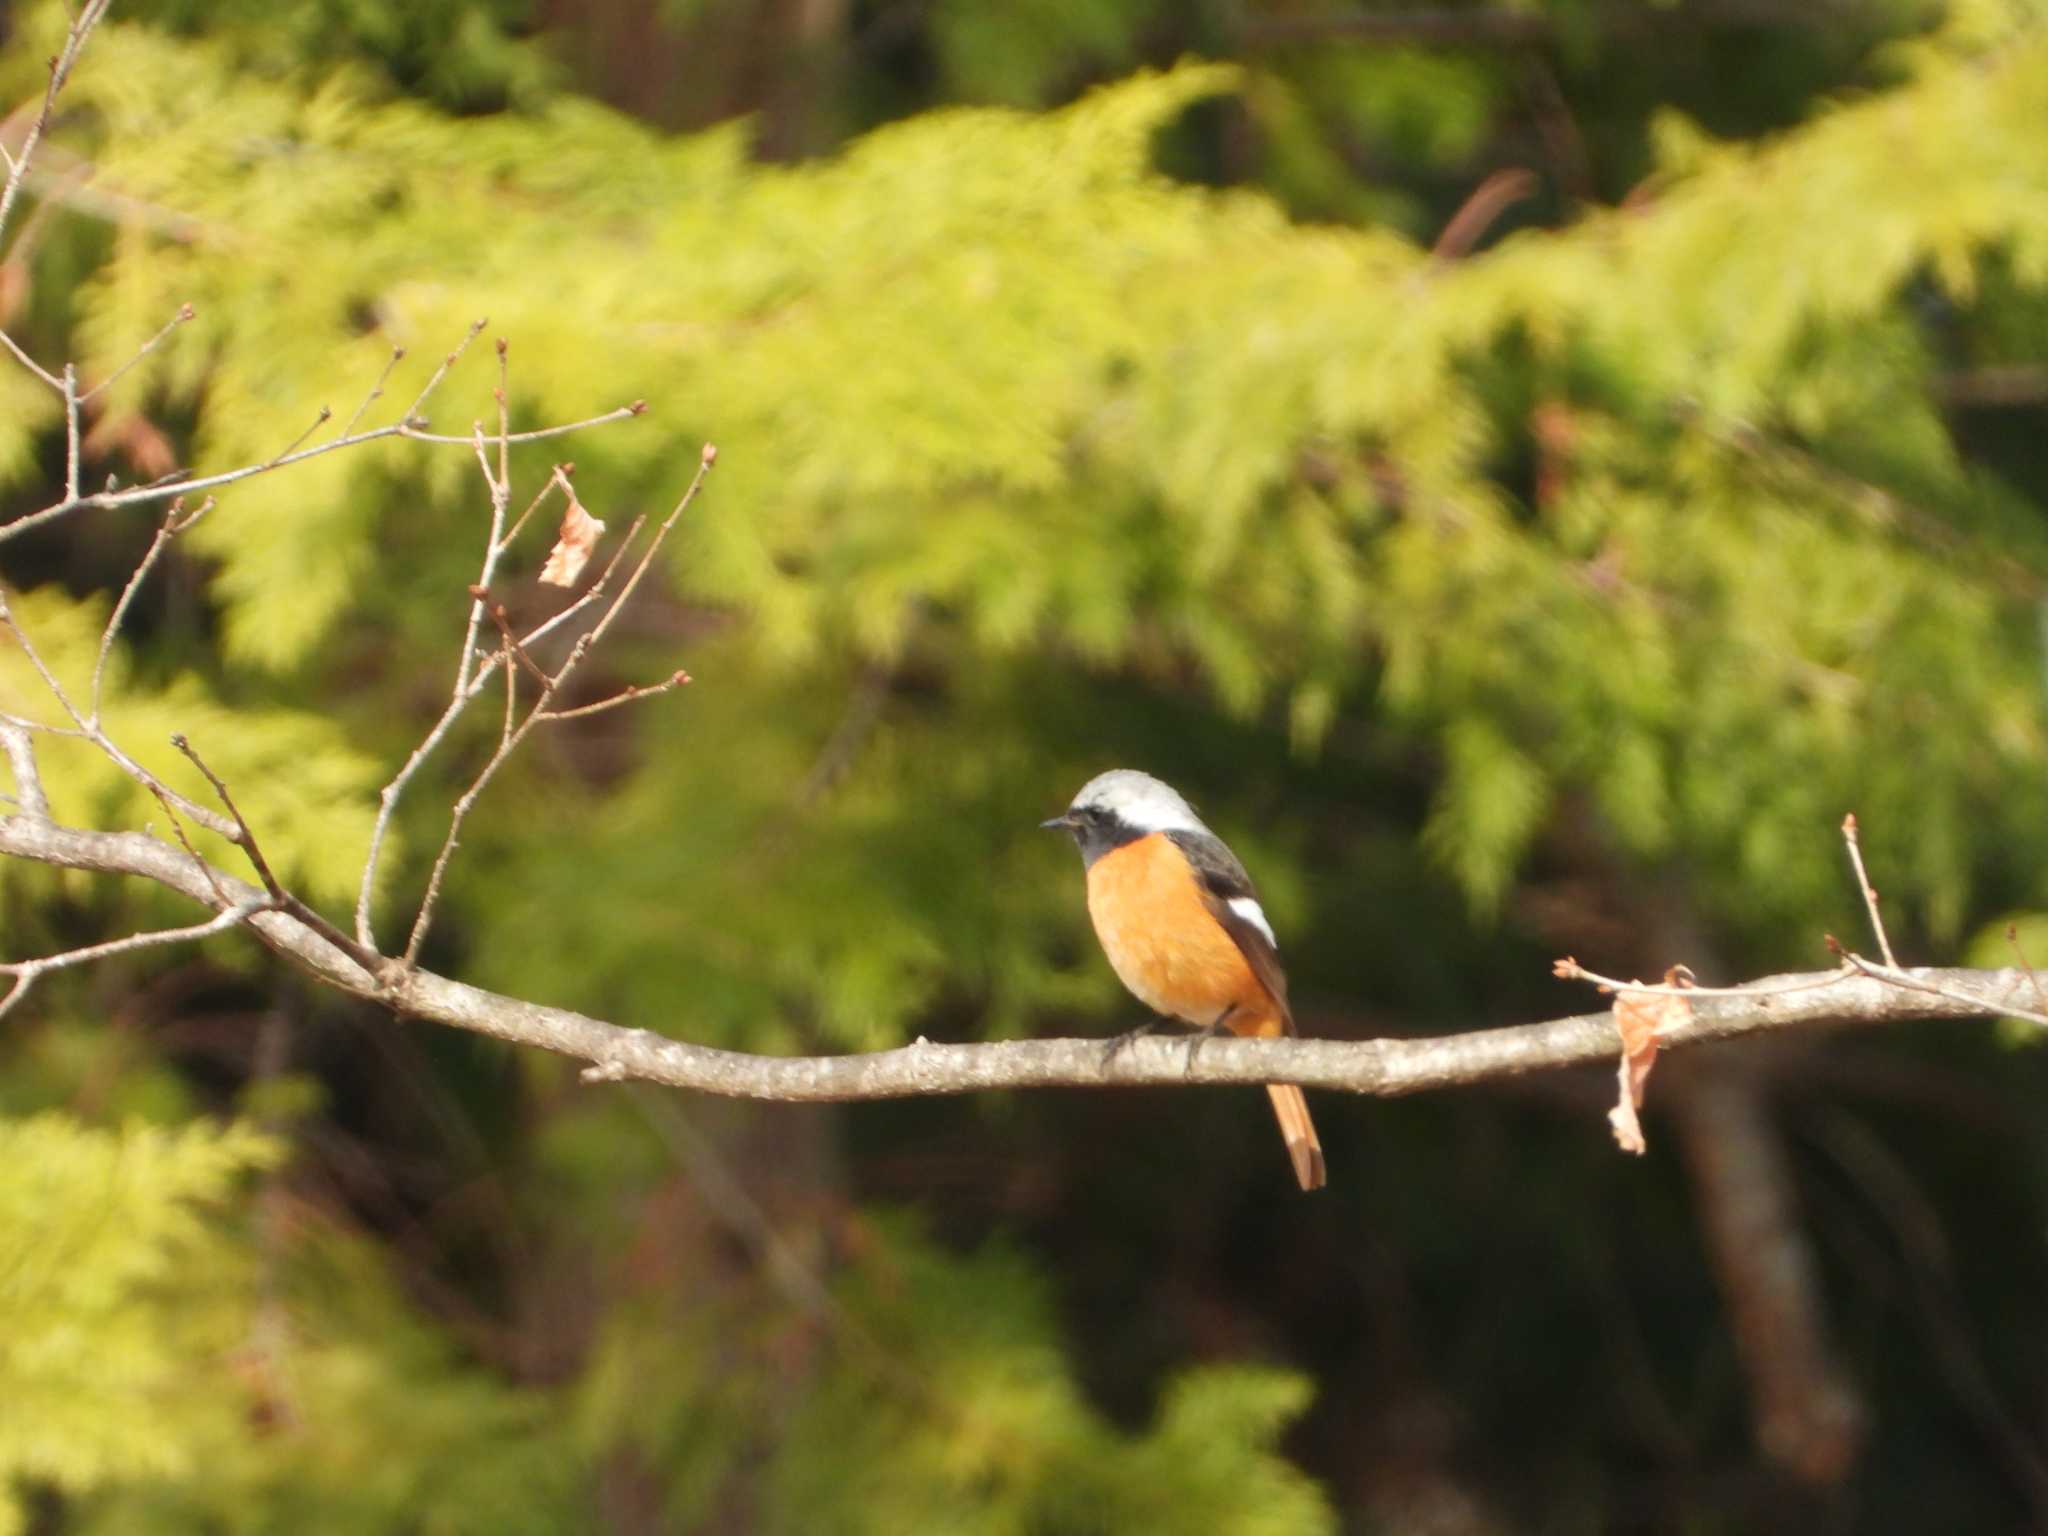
[1228,896,1276,948]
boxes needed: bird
[1042,769,1327,1191]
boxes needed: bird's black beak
[1040,812,1076,831]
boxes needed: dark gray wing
[1165,828,1294,1030]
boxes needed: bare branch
[0,719,49,819]
[353,405,635,951]
[399,671,547,966]
[493,338,510,508]
[7,809,2045,1107]
[0,320,58,389]
[500,463,574,554]
[1429,168,1538,264]
[0,0,114,256]
[398,443,715,966]
[403,317,489,423]
[169,732,385,982]
[0,589,238,837]
[79,302,196,405]
[268,404,333,466]
[494,510,647,664]
[355,685,473,950]
[61,363,79,500]
[338,344,405,439]
[1839,953,2048,1029]
[90,497,211,726]
[0,401,648,546]
[475,592,551,689]
[1,898,270,978]
[1555,955,1854,1000]
[1841,812,1898,968]
[2007,922,2048,1019]
[535,669,691,723]
[0,898,269,1025]
[454,421,513,699]
[577,442,716,658]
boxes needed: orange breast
[1084,832,1282,1034]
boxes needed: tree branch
[3,808,2040,1105]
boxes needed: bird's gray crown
[1068,769,1209,837]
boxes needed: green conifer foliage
[0,1115,275,1533]
[23,10,2046,986]
[8,2,2048,1528]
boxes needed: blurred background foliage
[5,0,2048,1529]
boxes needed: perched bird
[1043,770,1327,1191]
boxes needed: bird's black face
[1039,802,1132,866]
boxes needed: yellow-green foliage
[2,2,2040,1028]
[764,1221,1332,1536]
[8,3,2048,1530]
[0,1110,578,1536]
[70,1227,581,1535]
[19,6,2045,941]
[0,589,387,905]
[0,1114,275,1535]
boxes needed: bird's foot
[1181,1016,1236,1077]
[1102,1018,1169,1069]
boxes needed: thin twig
[403,318,489,422]
[170,733,385,981]
[537,670,692,723]
[0,590,238,837]
[2006,923,2048,1019]
[1,899,270,977]
[453,423,512,699]
[0,323,57,388]
[79,302,196,404]
[1840,954,2048,1030]
[0,973,30,1023]
[401,702,543,966]
[498,641,517,747]
[476,592,551,690]
[0,719,49,819]
[355,686,473,950]
[1554,956,1855,1001]
[1429,168,1537,264]
[0,709,82,739]
[338,345,405,439]
[61,363,79,501]
[400,444,717,967]
[0,0,114,258]
[0,898,270,1024]
[493,339,510,511]
[573,443,716,658]
[499,464,574,554]
[1841,812,1898,968]
[0,402,647,546]
[492,511,647,666]
[267,404,332,466]
[138,770,237,911]
[89,498,212,726]
[351,492,642,949]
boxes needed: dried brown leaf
[1608,967,1694,1155]
[538,493,605,587]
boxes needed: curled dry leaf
[538,492,605,587]
[1608,966,1695,1155]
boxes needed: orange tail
[1265,1083,1327,1191]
